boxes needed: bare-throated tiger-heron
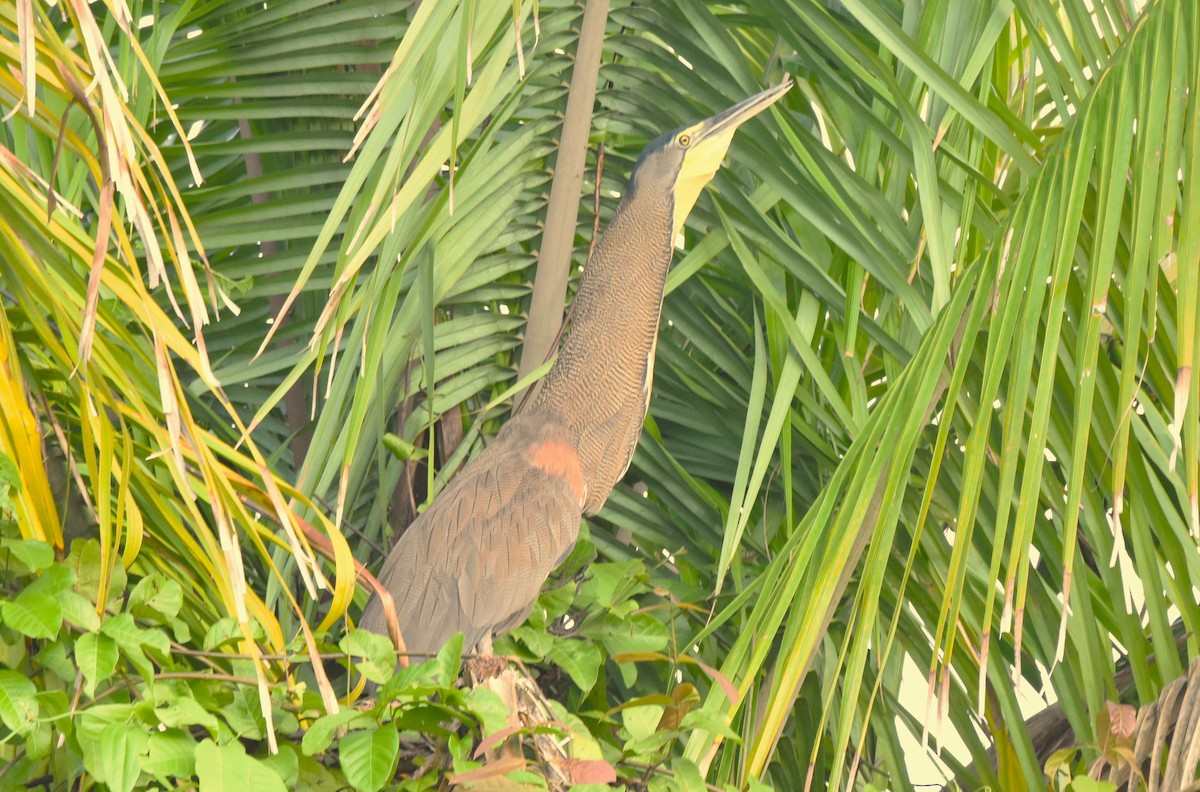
[360,81,791,659]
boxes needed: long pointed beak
[670,79,792,235]
[694,78,793,143]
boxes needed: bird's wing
[360,415,585,658]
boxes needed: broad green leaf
[1,538,53,572]
[154,695,220,734]
[22,563,74,598]
[65,539,126,607]
[24,718,53,762]
[376,655,440,701]
[75,703,135,742]
[339,724,401,792]
[1067,779,1118,792]
[129,573,184,622]
[582,613,669,656]
[434,633,464,686]
[301,709,371,756]
[195,738,288,792]
[462,686,511,737]
[59,590,102,632]
[670,757,707,791]
[0,671,38,734]
[33,638,76,682]
[579,560,645,609]
[260,743,301,789]
[101,612,170,681]
[1,592,63,639]
[95,723,149,792]
[340,629,398,685]
[203,617,241,651]
[221,684,267,740]
[546,640,602,693]
[143,730,198,779]
[622,704,665,745]
[75,632,119,697]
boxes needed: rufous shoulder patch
[529,440,587,508]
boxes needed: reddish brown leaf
[656,683,700,732]
[1107,700,1136,740]
[557,758,617,785]
[1096,699,1137,769]
[474,725,526,759]
[682,655,741,707]
[474,721,568,759]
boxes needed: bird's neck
[529,190,675,514]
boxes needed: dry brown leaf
[552,757,617,785]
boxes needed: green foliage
[0,522,749,789]
[195,740,288,792]
[0,532,296,788]
[338,726,400,792]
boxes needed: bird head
[628,79,792,236]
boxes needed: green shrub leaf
[102,612,169,680]
[260,743,301,788]
[195,738,288,791]
[75,632,118,697]
[0,671,38,734]
[340,629,397,684]
[143,730,198,779]
[59,589,101,632]
[154,695,220,734]
[129,573,183,622]
[66,539,126,607]
[221,684,267,739]
[582,612,667,654]
[22,563,74,597]
[580,560,644,609]
[2,592,63,639]
[622,703,664,745]
[376,656,439,701]
[75,703,134,741]
[339,724,400,792]
[96,723,149,792]
[546,640,602,693]
[0,538,53,572]
[462,686,511,736]
[203,617,255,650]
[434,634,463,686]
[34,639,76,682]
[301,708,371,756]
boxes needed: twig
[0,749,26,783]
[166,643,482,663]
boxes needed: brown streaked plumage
[360,413,585,656]
[360,81,791,660]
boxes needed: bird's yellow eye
[676,132,691,147]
